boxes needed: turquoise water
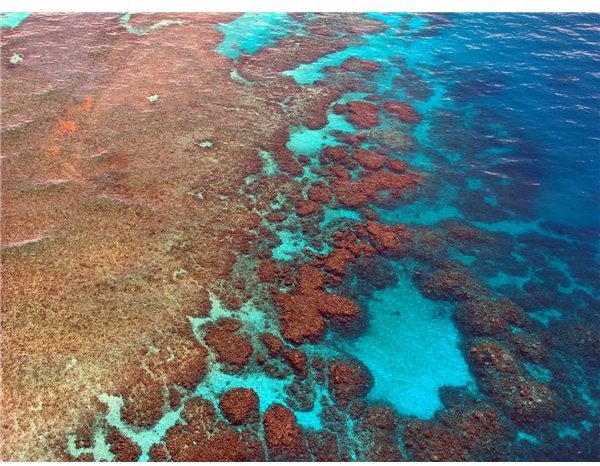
[341,261,474,418]
[0,12,30,28]
[215,13,304,60]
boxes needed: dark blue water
[438,13,600,233]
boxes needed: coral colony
[1,12,599,461]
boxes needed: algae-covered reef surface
[1,12,599,461]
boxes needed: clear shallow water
[215,13,304,61]
[0,12,30,28]
[341,261,474,419]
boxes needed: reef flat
[1,12,599,461]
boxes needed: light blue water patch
[287,125,339,157]
[320,206,362,228]
[342,263,474,419]
[91,393,183,462]
[272,229,309,261]
[119,13,183,35]
[258,150,278,176]
[287,112,355,158]
[558,425,581,439]
[286,91,366,158]
[67,428,114,461]
[450,250,476,266]
[472,218,567,240]
[272,228,331,262]
[377,201,463,226]
[410,153,435,169]
[524,362,553,383]
[486,270,531,289]
[195,364,323,430]
[484,195,499,207]
[467,178,483,190]
[189,294,323,430]
[215,13,303,61]
[528,308,563,326]
[0,12,30,28]
[517,431,541,444]
[189,293,269,338]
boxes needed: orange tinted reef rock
[264,404,309,461]
[274,265,361,344]
[344,100,380,129]
[203,319,253,370]
[219,388,259,425]
[384,100,422,124]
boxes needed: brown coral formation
[203,319,253,370]
[341,57,382,72]
[414,261,488,301]
[403,404,510,461]
[364,220,412,256]
[467,339,559,425]
[263,404,309,461]
[296,199,322,216]
[341,100,380,129]
[330,168,422,208]
[164,397,263,461]
[106,427,141,462]
[384,100,422,124]
[283,349,309,377]
[219,388,259,425]
[307,182,332,203]
[455,297,510,336]
[260,332,285,356]
[352,149,386,170]
[354,405,403,461]
[328,358,374,407]
[273,264,361,344]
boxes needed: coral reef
[203,319,253,370]
[2,11,597,463]
[328,358,374,407]
[264,404,309,461]
[384,101,422,124]
[219,388,259,425]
